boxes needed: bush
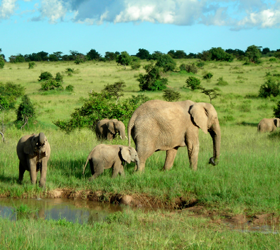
[0,56,5,69]
[65,85,74,92]
[273,101,280,118]
[138,64,168,91]
[53,92,149,133]
[203,72,213,79]
[103,81,126,101]
[0,82,25,109]
[185,76,201,90]
[41,79,63,91]
[28,62,35,69]
[55,72,63,82]
[196,61,205,68]
[116,51,132,67]
[131,62,141,70]
[163,89,181,102]
[216,77,228,86]
[259,78,280,98]
[155,54,176,72]
[183,64,198,74]
[38,72,53,81]
[16,95,35,125]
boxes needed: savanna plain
[0,58,280,249]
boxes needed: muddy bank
[1,188,279,229]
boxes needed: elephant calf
[258,118,280,132]
[95,119,126,140]
[17,132,51,187]
[83,144,139,181]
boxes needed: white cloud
[40,0,68,23]
[0,0,17,19]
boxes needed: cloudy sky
[1,0,279,59]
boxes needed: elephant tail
[82,158,89,175]
[127,116,136,147]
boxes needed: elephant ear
[274,119,280,127]
[107,121,116,134]
[23,135,36,155]
[120,146,131,164]
[189,103,216,134]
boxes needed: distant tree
[274,51,280,59]
[245,45,262,63]
[155,54,176,72]
[259,78,280,98]
[116,51,132,68]
[225,49,245,59]
[163,89,181,102]
[16,95,35,129]
[208,47,234,62]
[201,88,220,103]
[185,76,201,90]
[37,51,49,61]
[105,52,117,61]
[103,81,126,103]
[187,53,197,59]
[0,55,4,69]
[136,49,150,59]
[149,51,163,61]
[262,47,270,55]
[9,54,25,63]
[198,51,212,61]
[87,49,101,60]
[49,52,63,61]
[168,50,187,59]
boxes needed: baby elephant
[17,132,51,187]
[258,118,280,132]
[83,144,139,181]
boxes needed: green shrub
[55,72,63,82]
[103,81,126,101]
[273,101,280,118]
[116,51,132,67]
[0,82,25,109]
[216,77,228,86]
[131,62,141,70]
[185,64,198,74]
[203,72,213,79]
[65,85,74,92]
[269,57,277,62]
[196,61,205,68]
[41,79,63,91]
[185,76,201,90]
[16,95,35,125]
[0,56,5,69]
[138,64,168,91]
[163,89,181,102]
[259,78,280,98]
[38,72,53,81]
[28,62,35,69]
[155,54,176,72]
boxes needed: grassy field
[0,58,280,248]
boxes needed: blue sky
[1,0,280,60]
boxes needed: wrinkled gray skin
[16,132,51,187]
[128,100,221,172]
[83,144,139,181]
[257,118,280,132]
[95,119,126,140]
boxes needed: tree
[103,81,126,103]
[116,51,132,68]
[105,52,117,61]
[138,63,168,91]
[0,55,4,69]
[245,45,262,63]
[0,82,25,109]
[49,52,63,61]
[208,47,234,62]
[259,78,280,98]
[136,49,150,59]
[87,49,101,60]
[185,76,201,90]
[201,88,220,103]
[273,101,280,118]
[163,89,181,102]
[16,95,35,129]
[155,54,176,72]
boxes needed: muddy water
[0,198,122,224]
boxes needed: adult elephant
[128,100,221,172]
[257,118,280,132]
[95,119,126,140]
[17,132,51,187]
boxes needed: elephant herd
[15,99,280,187]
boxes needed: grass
[1,58,280,248]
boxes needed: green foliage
[16,95,35,124]
[86,49,101,60]
[259,78,280,98]
[38,72,53,81]
[0,55,5,69]
[196,61,205,68]
[185,76,201,90]
[54,92,149,133]
[103,81,126,101]
[116,51,132,67]
[245,45,262,64]
[28,62,35,69]
[273,101,280,118]
[55,72,63,82]
[155,54,176,72]
[275,51,280,59]
[65,85,74,92]
[180,63,198,74]
[216,77,228,86]
[163,89,181,102]
[208,47,234,62]
[136,48,150,59]
[0,82,25,110]
[138,64,168,91]
[201,88,220,102]
[131,61,141,70]
[203,72,213,79]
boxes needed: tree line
[1,45,280,64]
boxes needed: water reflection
[0,198,122,224]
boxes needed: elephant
[95,119,126,140]
[83,144,139,181]
[128,100,221,172]
[257,118,280,132]
[16,132,51,187]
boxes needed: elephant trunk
[39,132,46,146]
[120,129,126,140]
[208,119,221,166]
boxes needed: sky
[0,0,280,60]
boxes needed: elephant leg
[89,160,104,181]
[29,160,37,184]
[112,162,125,178]
[163,148,178,171]
[18,161,25,183]
[186,134,199,171]
[39,159,47,187]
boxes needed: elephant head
[107,119,126,139]
[119,146,139,165]
[274,118,280,128]
[189,103,221,165]
[23,132,48,156]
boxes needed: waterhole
[0,198,122,224]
